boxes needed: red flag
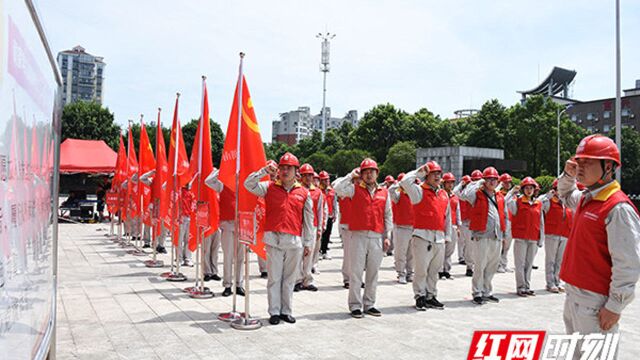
[151,109,169,235]
[138,121,156,226]
[187,78,219,251]
[112,135,127,217]
[218,75,268,259]
[166,95,190,236]
[127,126,139,219]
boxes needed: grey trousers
[266,244,303,316]
[348,232,384,311]
[460,222,475,270]
[470,237,501,297]
[258,254,267,273]
[513,239,538,292]
[340,225,351,284]
[203,231,221,276]
[442,226,458,273]
[564,292,619,360]
[412,237,444,299]
[178,217,192,261]
[545,235,567,288]
[299,228,318,286]
[499,232,513,270]
[393,226,414,277]
[220,222,243,288]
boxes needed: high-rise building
[272,106,359,145]
[57,45,105,105]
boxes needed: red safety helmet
[266,159,277,168]
[318,171,330,180]
[471,169,483,181]
[576,182,586,191]
[314,172,320,179]
[520,176,536,187]
[397,172,405,181]
[425,161,442,173]
[299,163,314,175]
[279,152,300,167]
[575,134,621,166]
[462,175,471,183]
[482,167,499,179]
[499,173,512,183]
[552,179,558,189]
[442,172,455,182]
[384,175,395,184]
[360,158,379,172]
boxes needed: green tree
[264,141,295,161]
[534,175,555,194]
[61,101,121,150]
[182,118,225,166]
[466,99,509,149]
[337,122,354,149]
[379,141,417,177]
[329,149,370,177]
[349,104,408,163]
[296,131,323,160]
[608,127,640,194]
[305,152,332,172]
[404,108,444,148]
[321,128,345,156]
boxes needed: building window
[603,111,611,119]
[571,114,577,122]
[621,108,630,117]
[587,126,593,132]
[603,124,611,132]
[587,113,594,121]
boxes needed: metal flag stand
[145,200,164,268]
[231,212,261,330]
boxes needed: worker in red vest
[440,172,461,280]
[244,152,314,325]
[312,171,328,272]
[335,172,358,289]
[319,171,337,260]
[334,158,392,318]
[400,161,451,310]
[506,176,545,297]
[178,184,196,267]
[558,134,640,337]
[497,173,514,273]
[388,172,415,284]
[295,163,325,292]
[458,167,507,305]
[538,178,572,293]
[205,169,244,297]
[453,174,477,277]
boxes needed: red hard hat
[314,172,320,179]
[552,179,558,188]
[575,134,621,166]
[425,161,442,173]
[462,175,471,183]
[397,172,405,181]
[520,176,536,187]
[279,152,300,167]
[384,175,395,183]
[299,163,314,175]
[442,172,455,182]
[471,169,483,181]
[482,167,499,179]
[319,171,330,180]
[360,158,379,172]
[499,173,512,183]
[266,159,277,168]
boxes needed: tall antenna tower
[316,32,335,141]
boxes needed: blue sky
[36,1,640,141]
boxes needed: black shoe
[142,243,151,249]
[415,296,427,311]
[484,295,500,303]
[526,290,536,296]
[425,297,445,310]
[260,272,268,279]
[311,267,316,274]
[211,274,221,281]
[343,282,349,289]
[269,315,280,325]
[386,251,393,256]
[294,283,303,292]
[466,269,473,277]
[222,287,232,297]
[473,296,486,305]
[305,284,318,292]
[532,265,539,270]
[444,272,452,279]
[438,272,446,280]
[204,274,212,282]
[361,283,365,288]
[459,260,466,265]
[156,246,167,254]
[279,314,296,324]
[236,287,245,296]
[350,309,363,318]
[365,307,382,317]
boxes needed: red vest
[560,184,638,296]
[339,197,351,225]
[544,198,573,238]
[309,186,322,227]
[511,196,542,241]
[392,190,414,226]
[219,188,236,222]
[413,186,449,231]
[469,189,506,233]
[323,187,336,217]
[349,184,388,234]
[460,199,470,221]
[449,193,459,225]
[264,181,309,236]
[180,189,195,216]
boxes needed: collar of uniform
[519,195,538,204]
[420,182,439,192]
[591,180,620,202]
[275,179,302,189]
[359,180,382,192]
[308,183,316,190]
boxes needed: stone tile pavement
[55,223,639,359]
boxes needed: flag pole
[129,115,147,256]
[231,52,262,330]
[146,108,165,268]
[166,93,187,282]
[219,53,246,322]
[122,120,134,249]
[189,76,214,299]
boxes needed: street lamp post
[615,0,622,183]
[557,104,572,176]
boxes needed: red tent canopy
[60,138,117,174]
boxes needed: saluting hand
[265,162,277,176]
[564,158,578,178]
[351,168,361,178]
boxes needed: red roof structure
[59,138,117,174]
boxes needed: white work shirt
[457,179,507,241]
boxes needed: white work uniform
[458,180,506,298]
[388,183,414,279]
[178,215,192,262]
[558,174,640,342]
[400,170,451,300]
[245,168,314,317]
[203,231,221,276]
[334,173,393,312]
[338,207,351,285]
[453,182,475,271]
[539,192,568,289]
[498,187,513,272]
[298,185,324,287]
[505,190,545,293]
[443,193,461,274]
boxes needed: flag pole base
[230,317,262,331]
[144,259,164,268]
[217,311,245,322]
[188,287,214,299]
[166,273,187,282]
[127,248,147,256]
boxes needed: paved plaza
[56,223,640,359]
